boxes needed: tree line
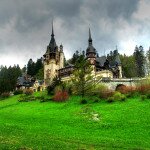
[0,58,44,94]
[68,46,150,78]
[0,65,22,94]
[120,46,150,78]
[26,57,43,80]
[0,45,150,94]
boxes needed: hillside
[0,94,150,150]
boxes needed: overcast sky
[0,0,150,68]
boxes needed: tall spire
[49,20,56,49]
[89,28,91,40]
[86,28,96,56]
[51,20,54,37]
[88,28,92,45]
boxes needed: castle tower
[86,28,96,65]
[59,44,64,69]
[43,22,61,85]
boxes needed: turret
[43,22,60,84]
[59,44,64,69]
[86,28,96,65]
[43,21,58,61]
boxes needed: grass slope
[0,94,150,150]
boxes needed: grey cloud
[0,0,147,67]
[106,0,139,19]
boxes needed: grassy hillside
[0,94,150,150]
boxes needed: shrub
[93,97,100,103]
[37,95,53,102]
[107,97,115,103]
[117,86,139,98]
[140,95,147,101]
[126,91,139,98]
[54,85,63,93]
[99,89,114,99]
[120,94,126,101]
[113,91,126,102]
[18,94,36,102]
[86,84,107,96]
[117,86,136,94]
[89,97,101,103]
[24,89,34,95]
[106,92,126,103]
[47,84,55,95]
[64,83,73,95]
[136,84,150,95]
[147,93,150,99]
[47,77,63,95]
[113,91,123,101]
[14,89,23,95]
[80,99,88,104]
[53,90,69,102]
[91,84,108,96]
[40,98,53,102]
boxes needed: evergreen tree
[68,50,80,65]
[134,46,145,77]
[35,68,44,80]
[26,58,44,79]
[0,65,22,94]
[71,55,94,99]
[27,59,35,76]
[22,65,27,74]
[35,58,43,75]
[147,47,150,61]
[107,50,118,62]
[120,54,137,78]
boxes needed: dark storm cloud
[0,0,145,67]
[107,0,139,19]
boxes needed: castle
[43,24,122,85]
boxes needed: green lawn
[0,94,150,150]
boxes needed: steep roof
[86,28,96,55]
[96,56,106,66]
[45,22,57,54]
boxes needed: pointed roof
[89,28,92,44]
[48,21,57,52]
[51,20,54,36]
[86,28,96,55]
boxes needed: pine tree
[27,59,35,76]
[134,46,145,77]
[35,58,43,75]
[120,54,137,78]
[71,55,94,99]
[22,65,27,74]
[0,65,22,93]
